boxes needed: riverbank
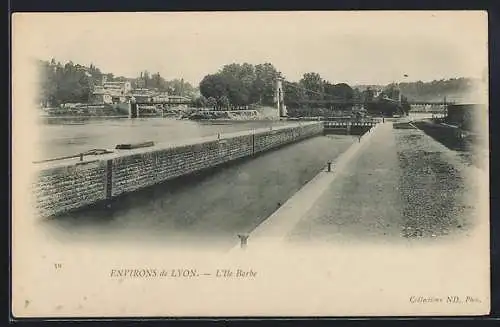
[228,118,484,250]
[284,120,481,245]
[36,118,299,161]
[412,119,487,170]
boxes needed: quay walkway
[229,121,383,252]
[231,118,485,252]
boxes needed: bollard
[327,162,332,172]
[237,234,249,250]
[79,153,84,161]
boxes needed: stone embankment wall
[33,123,323,218]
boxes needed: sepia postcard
[11,11,490,318]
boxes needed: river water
[36,117,297,161]
[37,117,358,251]
[37,114,434,161]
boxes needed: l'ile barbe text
[110,268,257,279]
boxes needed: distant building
[151,92,170,102]
[131,88,155,103]
[151,93,191,103]
[90,75,193,106]
[167,95,191,103]
[91,76,133,104]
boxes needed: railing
[33,149,114,164]
[323,120,380,128]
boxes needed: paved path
[286,122,402,245]
[286,120,481,245]
[231,120,483,252]
[229,122,383,252]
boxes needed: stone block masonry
[34,160,108,218]
[33,122,323,218]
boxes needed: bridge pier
[128,101,139,119]
[275,79,287,118]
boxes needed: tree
[352,88,362,101]
[253,63,280,106]
[38,60,57,106]
[362,87,377,113]
[199,74,229,100]
[363,87,375,103]
[330,83,354,100]
[194,95,208,108]
[198,62,281,108]
[142,71,150,88]
[239,63,257,90]
[300,72,324,101]
[171,78,194,97]
[324,83,354,110]
[383,84,400,101]
[401,95,411,115]
[150,72,165,91]
[283,81,306,108]
[38,59,98,106]
[220,63,255,107]
[323,81,336,100]
[218,95,230,110]
[225,75,250,107]
[206,97,217,109]
[394,78,475,102]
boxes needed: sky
[13,11,488,86]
